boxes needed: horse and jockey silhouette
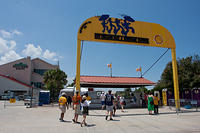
[99,15,135,36]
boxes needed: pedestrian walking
[120,96,125,112]
[84,92,91,115]
[85,92,91,101]
[58,93,69,122]
[100,92,106,109]
[72,91,81,123]
[67,95,72,107]
[105,90,114,120]
[148,92,154,115]
[80,96,89,127]
[113,96,118,116]
[154,93,159,114]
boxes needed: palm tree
[44,69,68,102]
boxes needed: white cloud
[0,29,59,64]
[0,29,22,39]
[43,50,58,61]
[12,30,22,35]
[0,50,22,65]
[9,40,16,49]
[22,44,42,58]
[0,37,16,54]
[22,43,59,62]
[0,30,11,38]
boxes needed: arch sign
[76,15,180,110]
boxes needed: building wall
[0,76,31,95]
[0,57,59,90]
[32,58,58,70]
[0,57,32,85]
[31,58,58,88]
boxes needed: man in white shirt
[100,92,106,109]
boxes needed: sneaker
[105,116,108,120]
[72,119,75,123]
[110,118,113,120]
[60,119,64,122]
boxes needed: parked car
[18,95,24,100]
[24,96,36,106]
[1,95,10,100]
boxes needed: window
[34,69,48,75]
[31,82,44,88]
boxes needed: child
[81,96,89,127]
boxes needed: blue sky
[0,0,200,90]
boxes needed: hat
[61,92,66,96]
[82,95,87,100]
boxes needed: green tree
[134,86,149,94]
[67,78,75,87]
[153,54,200,92]
[124,88,132,98]
[43,69,68,102]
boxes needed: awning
[80,75,156,88]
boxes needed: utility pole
[30,84,34,108]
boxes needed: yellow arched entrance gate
[76,15,180,110]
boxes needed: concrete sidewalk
[0,101,200,133]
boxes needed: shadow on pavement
[60,120,72,123]
[89,110,200,117]
[87,124,96,127]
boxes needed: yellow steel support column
[171,48,180,110]
[76,40,81,94]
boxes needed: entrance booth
[76,15,180,110]
[79,75,155,108]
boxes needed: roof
[61,87,88,92]
[32,58,59,68]
[0,74,32,88]
[80,75,156,88]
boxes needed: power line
[142,48,169,77]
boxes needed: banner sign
[78,15,175,48]
[13,62,28,70]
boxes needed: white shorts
[59,105,66,113]
[106,105,113,112]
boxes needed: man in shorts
[72,91,81,123]
[105,90,114,120]
[100,92,106,109]
[58,93,68,122]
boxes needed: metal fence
[168,99,199,112]
[2,99,38,108]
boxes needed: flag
[107,63,112,68]
[136,66,141,72]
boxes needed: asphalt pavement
[0,101,200,133]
